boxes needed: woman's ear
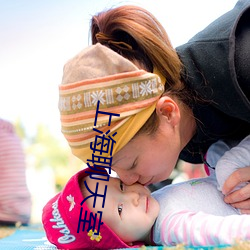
[156,96,180,126]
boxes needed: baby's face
[83,176,160,243]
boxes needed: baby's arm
[159,210,250,247]
[215,135,250,193]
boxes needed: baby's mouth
[146,196,149,213]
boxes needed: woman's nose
[114,169,139,185]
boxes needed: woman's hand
[223,166,250,214]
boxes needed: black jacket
[176,0,250,163]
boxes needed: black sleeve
[235,7,250,100]
[176,0,250,123]
[177,0,250,164]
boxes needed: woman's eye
[120,180,124,191]
[118,204,123,216]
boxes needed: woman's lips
[143,177,154,186]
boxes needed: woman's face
[112,126,181,186]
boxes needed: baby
[42,166,153,249]
[42,135,250,248]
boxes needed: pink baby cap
[42,168,142,249]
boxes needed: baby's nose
[115,169,139,185]
[126,191,139,206]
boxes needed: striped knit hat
[59,43,164,162]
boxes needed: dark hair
[90,5,194,135]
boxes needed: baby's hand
[223,166,250,214]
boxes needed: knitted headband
[59,43,165,162]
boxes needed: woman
[59,1,250,211]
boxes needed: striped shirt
[152,135,250,246]
[0,119,31,224]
